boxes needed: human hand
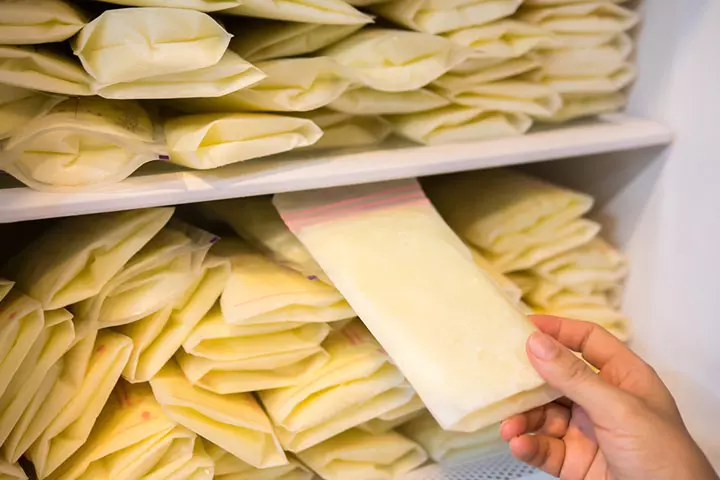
[501,315,717,480]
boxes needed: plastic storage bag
[93,0,242,10]
[329,87,450,115]
[6,207,173,310]
[518,2,639,34]
[0,0,86,45]
[0,98,166,192]
[216,239,353,325]
[298,428,427,480]
[0,460,26,480]
[0,85,64,140]
[206,441,312,480]
[545,92,627,122]
[224,0,372,24]
[539,33,633,77]
[434,55,542,90]
[360,396,426,434]
[387,106,532,145]
[0,46,92,96]
[298,110,392,149]
[150,361,287,469]
[372,0,523,34]
[274,180,560,433]
[259,322,414,452]
[443,20,559,58]
[467,244,524,305]
[229,20,363,62]
[74,8,231,84]
[323,29,470,92]
[163,113,322,169]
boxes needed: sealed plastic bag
[94,0,241,10]
[0,98,166,192]
[0,85,64,140]
[0,46,92,96]
[150,361,287,469]
[0,310,74,449]
[96,50,265,100]
[216,239,353,325]
[434,55,542,90]
[466,244,523,305]
[518,3,639,34]
[259,322,415,452]
[0,460,26,480]
[329,87,450,115]
[545,92,627,122]
[298,428,427,480]
[534,300,629,341]
[323,29,470,92]
[73,221,216,330]
[274,180,560,432]
[0,0,86,45]
[230,20,363,62]
[401,413,505,463]
[0,280,12,303]
[163,113,322,169]
[539,34,632,77]
[544,63,637,95]
[206,441,312,480]
[177,306,330,393]
[443,20,559,58]
[6,207,173,310]
[387,106,532,145]
[74,8,231,84]
[372,0,522,34]
[360,396,426,434]
[27,330,133,479]
[47,381,212,480]
[119,254,230,383]
[225,0,371,24]
[196,197,328,282]
[299,110,392,149]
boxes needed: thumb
[526,331,632,424]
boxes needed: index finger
[529,315,643,371]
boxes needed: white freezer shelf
[0,114,672,223]
[400,452,553,480]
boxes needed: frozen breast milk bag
[274,180,561,432]
[229,20,363,62]
[94,0,241,11]
[119,254,230,383]
[0,461,26,480]
[535,300,629,342]
[163,113,322,169]
[387,106,532,145]
[544,63,637,95]
[6,207,173,310]
[177,306,330,393]
[329,87,450,115]
[372,0,523,34]
[540,34,633,77]
[298,110,392,150]
[0,0,86,45]
[0,309,74,448]
[217,239,353,325]
[74,8,231,84]
[206,442,312,480]
[224,0,371,24]
[443,20,559,59]
[0,85,64,140]
[401,413,505,463]
[547,92,627,122]
[197,197,328,282]
[96,50,265,100]
[27,331,133,479]
[0,280,12,303]
[360,396,426,434]
[0,46,92,96]
[467,245,523,305]
[73,221,216,329]
[1,98,166,191]
[433,55,542,90]
[322,29,470,92]
[150,361,287,469]
[259,322,414,452]
[298,428,427,480]
[519,3,639,34]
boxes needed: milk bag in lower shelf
[205,441,313,480]
[274,179,560,433]
[360,395,426,435]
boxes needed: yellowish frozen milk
[164,113,322,169]
[0,280,12,304]
[545,63,637,95]
[0,460,26,480]
[205,441,312,480]
[360,396,426,434]
[519,3,639,34]
[443,20,560,58]
[274,180,560,432]
[6,207,173,309]
[329,88,450,115]
[74,8,231,84]
[224,0,372,24]
[0,0,86,44]
[540,34,632,77]
[298,110,392,150]
[299,428,427,480]
[0,46,93,96]
[467,245,523,305]
[434,55,542,90]
[545,92,627,122]
[150,362,287,469]
[0,85,64,140]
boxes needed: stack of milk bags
[424,168,631,341]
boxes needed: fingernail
[528,332,559,361]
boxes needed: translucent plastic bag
[206,441,312,480]
[329,87,450,115]
[73,8,231,84]
[434,55,542,90]
[0,0,86,44]
[372,0,522,34]
[298,428,427,480]
[230,20,363,62]
[216,239,353,325]
[545,92,627,122]
[544,63,637,95]
[466,244,523,305]
[298,110,392,150]
[224,0,371,24]
[0,46,92,96]
[0,85,64,140]
[6,207,173,309]
[0,280,12,303]
[518,2,639,34]
[1,98,167,192]
[387,106,532,145]
[0,460,26,480]
[443,20,560,58]
[274,181,560,433]
[323,29,470,92]
[259,322,414,452]
[150,362,287,469]
[360,396,426,434]
[163,113,322,169]
[539,33,632,77]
